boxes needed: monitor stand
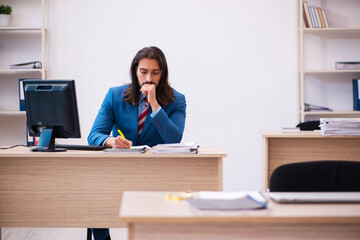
[31,128,66,152]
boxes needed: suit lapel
[125,102,139,144]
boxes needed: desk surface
[0,146,227,158]
[0,147,226,228]
[260,130,360,138]
[120,191,360,224]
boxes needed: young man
[88,46,186,240]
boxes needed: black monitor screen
[23,79,81,151]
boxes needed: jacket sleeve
[87,89,115,146]
[150,93,186,143]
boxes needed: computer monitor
[23,79,81,152]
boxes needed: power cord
[0,144,28,150]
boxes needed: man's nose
[145,74,152,81]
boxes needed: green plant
[0,4,12,15]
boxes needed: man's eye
[153,71,161,75]
[140,71,147,74]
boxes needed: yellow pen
[117,129,132,148]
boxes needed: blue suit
[88,85,186,147]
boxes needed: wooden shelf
[298,0,360,122]
[0,111,26,116]
[301,111,360,116]
[0,27,45,31]
[301,28,360,33]
[0,69,44,73]
[301,70,360,74]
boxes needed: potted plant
[0,4,12,27]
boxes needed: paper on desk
[103,145,150,153]
[186,191,267,212]
[151,141,199,154]
[132,145,150,150]
[199,191,267,203]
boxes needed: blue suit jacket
[87,85,186,147]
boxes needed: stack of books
[302,1,328,28]
[151,141,199,154]
[320,118,360,135]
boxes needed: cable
[0,144,28,150]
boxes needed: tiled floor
[1,228,127,240]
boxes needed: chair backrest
[269,160,360,192]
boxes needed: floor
[1,228,127,240]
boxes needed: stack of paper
[185,191,267,212]
[320,118,360,135]
[151,141,199,154]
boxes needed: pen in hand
[117,129,132,148]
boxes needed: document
[185,191,267,212]
[151,141,199,154]
[320,118,360,135]
[103,145,149,153]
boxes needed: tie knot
[144,97,149,104]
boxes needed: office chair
[87,228,92,240]
[296,120,320,130]
[269,160,360,192]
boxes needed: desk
[0,146,226,228]
[261,131,360,190]
[120,191,360,240]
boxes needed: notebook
[269,192,360,203]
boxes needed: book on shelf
[304,103,332,112]
[302,2,313,28]
[335,62,360,70]
[303,3,328,28]
[353,79,360,111]
[317,8,325,28]
[26,123,38,147]
[321,9,329,28]
[10,61,42,69]
[18,79,26,111]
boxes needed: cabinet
[297,0,360,122]
[0,0,47,145]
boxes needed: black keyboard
[55,144,109,151]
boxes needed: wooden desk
[120,191,360,240]
[0,147,226,228]
[261,131,360,190]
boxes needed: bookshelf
[0,0,47,145]
[297,0,360,122]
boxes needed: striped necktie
[138,97,150,136]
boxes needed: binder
[19,79,26,111]
[26,123,35,146]
[353,79,360,111]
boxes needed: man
[87,46,186,240]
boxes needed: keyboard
[55,144,109,151]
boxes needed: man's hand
[140,82,160,112]
[105,136,132,149]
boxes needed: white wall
[47,0,298,191]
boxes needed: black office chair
[269,160,360,192]
[87,228,92,240]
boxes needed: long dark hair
[124,46,174,106]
